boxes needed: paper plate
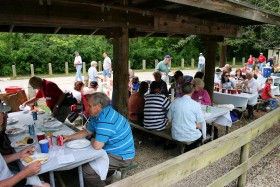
[5,126,25,135]
[67,139,91,149]
[53,130,74,137]
[21,153,49,166]
[37,109,45,114]
[11,137,35,148]
[7,117,18,125]
[43,117,55,123]
[43,122,63,129]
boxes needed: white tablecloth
[7,111,108,186]
[202,105,232,127]
[213,91,258,109]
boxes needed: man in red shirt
[247,55,254,69]
[261,77,279,111]
[257,53,266,71]
[23,76,70,122]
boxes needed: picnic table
[7,111,107,187]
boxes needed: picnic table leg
[49,171,55,187]
[78,165,84,187]
[211,123,214,141]
[226,126,229,134]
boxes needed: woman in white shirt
[71,81,84,112]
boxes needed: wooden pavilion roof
[1,0,280,38]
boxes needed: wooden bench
[130,122,198,154]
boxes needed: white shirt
[214,74,221,84]
[0,154,14,181]
[167,95,204,142]
[74,56,82,65]
[198,56,205,65]
[88,66,98,82]
[103,56,111,70]
[243,78,259,94]
[71,89,82,104]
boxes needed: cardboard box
[0,90,27,112]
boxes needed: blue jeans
[75,65,83,81]
[197,64,204,72]
[247,64,253,69]
[268,98,278,110]
[102,69,111,78]
[258,63,264,72]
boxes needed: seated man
[0,104,50,187]
[23,76,70,123]
[144,81,171,131]
[168,82,204,150]
[63,92,135,187]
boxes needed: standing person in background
[102,52,112,82]
[267,56,274,67]
[88,61,103,86]
[197,53,205,72]
[247,55,254,69]
[257,53,266,71]
[155,55,171,82]
[74,51,83,81]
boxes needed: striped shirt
[87,105,135,160]
[143,93,171,131]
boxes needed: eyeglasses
[225,75,230,77]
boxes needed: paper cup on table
[39,139,49,153]
[37,132,45,142]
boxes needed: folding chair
[81,94,91,129]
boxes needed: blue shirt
[87,106,135,160]
[167,95,204,142]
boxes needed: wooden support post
[12,65,16,78]
[237,142,251,187]
[99,61,102,72]
[204,36,218,101]
[65,62,68,75]
[84,74,89,87]
[232,57,236,67]
[30,64,34,77]
[242,57,245,65]
[155,59,159,69]
[83,62,86,75]
[112,27,129,117]
[142,60,146,70]
[191,58,194,69]
[48,63,52,75]
[181,58,184,69]
[128,60,131,69]
[219,42,226,68]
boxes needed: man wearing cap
[74,51,83,81]
[23,76,70,123]
[257,53,266,71]
[88,61,103,86]
[198,53,205,72]
[0,103,50,187]
[214,68,222,84]
[102,52,112,82]
[155,55,171,82]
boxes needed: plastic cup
[39,139,49,153]
[37,132,45,142]
[227,89,231,94]
[215,87,220,92]
[231,90,236,94]
[237,89,242,94]
[222,88,226,93]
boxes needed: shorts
[103,69,111,77]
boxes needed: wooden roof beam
[165,0,280,26]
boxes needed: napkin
[89,153,109,180]
[215,104,234,111]
[57,154,75,164]
[26,175,43,186]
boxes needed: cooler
[5,86,22,94]
[263,67,272,78]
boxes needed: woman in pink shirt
[191,78,212,106]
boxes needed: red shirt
[128,92,145,121]
[262,83,271,100]
[247,57,254,65]
[36,79,63,109]
[258,55,266,63]
[241,67,249,73]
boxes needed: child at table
[261,77,279,111]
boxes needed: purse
[67,111,79,123]
[61,92,77,106]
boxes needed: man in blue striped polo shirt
[63,92,135,187]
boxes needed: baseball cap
[164,55,171,59]
[215,68,222,73]
[91,61,97,66]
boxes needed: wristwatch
[55,105,59,108]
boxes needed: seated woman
[191,78,211,106]
[221,72,236,90]
[261,77,279,110]
[253,65,262,76]
[128,82,149,125]
[71,81,84,112]
[235,75,247,90]
[153,71,168,97]
[235,68,242,80]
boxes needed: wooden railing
[108,107,280,187]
